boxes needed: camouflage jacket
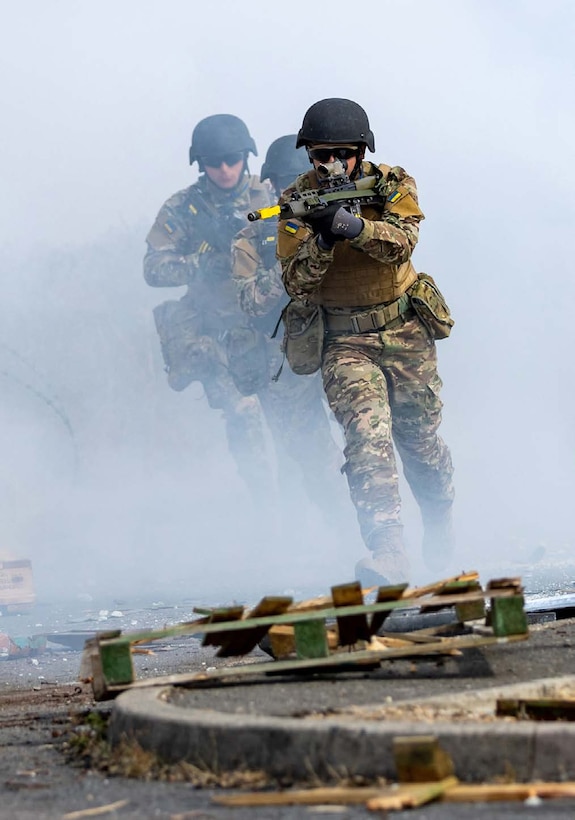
[144,173,272,327]
[231,218,288,332]
[278,161,424,302]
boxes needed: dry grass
[62,709,388,790]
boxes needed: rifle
[247,160,384,222]
[187,188,245,253]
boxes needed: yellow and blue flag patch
[387,191,402,204]
[284,221,298,235]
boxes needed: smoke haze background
[0,0,573,603]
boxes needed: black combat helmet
[189,114,258,166]
[296,98,375,152]
[260,135,309,183]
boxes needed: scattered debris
[61,799,129,819]
[0,632,46,660]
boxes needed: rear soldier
[143,114,276,505]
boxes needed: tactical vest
[279,164,422,308]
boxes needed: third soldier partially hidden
[232,134,351,528]
[278,98,456,587]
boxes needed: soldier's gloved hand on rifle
[199,252,230,282]
[305,204,364,250]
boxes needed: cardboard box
[0,559,35,612]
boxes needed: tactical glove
[199,252,230,281]
[330,206,364,239]
[304,202,341,249]
[305,204,363,249]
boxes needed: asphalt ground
[2,577,575,818]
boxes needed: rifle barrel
[247,204,281,222]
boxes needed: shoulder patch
[284,221,299,235]
[384,189,424,219]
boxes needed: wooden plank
[370,583,409,636]
[332,582,369,645]
[393,735,455,782]
[496,698,575,721]
[96,586,522,650]
[377,631,454,645]
[422,578,485,619]
[213,785,412,807]
[268,624,296,659]
[367,777,458,810]
[215,597,292,657]
[201,606,244,648]
[268,625,339,659]
[286,593,334,612]
[443,782,575,802]
[94,632,528,700]
[403,571,480,600]
[487,577,523,591]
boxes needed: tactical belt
[324,293,413,334]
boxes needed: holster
[153,299,215,391]
[281,299,325,376]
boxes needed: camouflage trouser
[201,359,275,506]
[258,344,345,518]
[322,315,454,545]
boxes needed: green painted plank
[97,588,525,650]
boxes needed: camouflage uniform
[144,172,276,502]
[232,219,346,517]
[279,160,454,571]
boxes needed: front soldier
[278,99,455,586]
[143,114,275,505]
[232,135,350,524]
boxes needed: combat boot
[355,523,411,588]
[421,502,455,573]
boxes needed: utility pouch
[153,299,215,391]
[224,326,269,396]
[281,299,325,375]
[408,273,454,340]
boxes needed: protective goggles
[307,145,359,162]
[202,152,245,168]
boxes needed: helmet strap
[349,146,366,180]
